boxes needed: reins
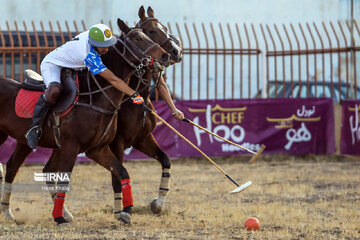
[74,71,118,115]
[75,29,157,114]
[73,29,161,147]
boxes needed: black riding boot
[25,94,52,149]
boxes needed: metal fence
[261,20,360,101]
[0,20,359,101]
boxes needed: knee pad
[45,83,63,104]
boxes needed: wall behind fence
[1,0,355,31]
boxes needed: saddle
[15,69,79,148]
[15,69,79,117]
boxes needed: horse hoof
[63,207,74,223]
[150,198,162,214]
[119,212,131,225]
[54,216,69,226]
[57,222,71,228]
[2,209,15,221]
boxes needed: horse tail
[0,78,21,126]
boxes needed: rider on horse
[25,23,146,149]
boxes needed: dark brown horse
[0,19,170,225]
[0,6,182,225]
[107,6,184,221]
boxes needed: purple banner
[149,98,334,157]
[0,98,335,163]
[340,100,360,155]
[0,138,89,164]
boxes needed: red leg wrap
[121,179,133,208]
[52,192,65,219]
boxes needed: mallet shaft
[183,118,256,154]
[183,118,266,163]
[147,108,242,187]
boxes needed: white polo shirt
[42,31,107,75]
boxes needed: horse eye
[149,30,155,34]
[136,36,142,41]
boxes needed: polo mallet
[144,106,252,194]
[182,118,266,164]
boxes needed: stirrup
[25,126,40,138]
[25,126,42,149]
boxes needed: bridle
[112,28,161,78]
[112,28,165,100]
[136,18,181,48]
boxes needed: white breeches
[40,62,62,87]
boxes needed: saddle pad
[15,73,79,119]
[15,89,43,118]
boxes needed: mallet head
[230,181,252,194]
[249,145,266,164]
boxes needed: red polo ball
[245,217,260,231]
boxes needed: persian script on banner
[341,100,360,155]
[170,98,335,156]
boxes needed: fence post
[260,48,267,98]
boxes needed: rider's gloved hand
[131,92,153,113]
[131,92,144,105]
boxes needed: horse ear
[138,5,146,21]
[147,6,155,18]
[117,18,130,34]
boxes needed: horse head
[137,6,183,64]
[115,18,171,76]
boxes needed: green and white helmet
[88,24,117,47]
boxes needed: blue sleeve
[83,46,107,75]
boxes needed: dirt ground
[0,154,359,239]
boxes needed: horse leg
[133,134,171,214]
[111,173,125,222]
[0,163,3,212]
[1,142,32,220]
[47,142,79,225]
[43,150,73,222]
[0,131,8,206]
[86,145,133,224]
[109,140,131,223]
